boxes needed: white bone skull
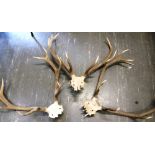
[46,101,63,118]
[70,75,85,91]
[82,97,102,116]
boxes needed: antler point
[30,32,34,37]
[95,56,99,64]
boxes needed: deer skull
[46,101,63,118]
[82,97,102,116]
[70,75,85,91]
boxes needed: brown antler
[48,36,132,91]
[0,79,46,115]
[31,32,63,118]
[31,32,63,101]
[0,54,63,118]
[83,38,113,77]
[102,106,155,119]
[0,75,63,118]
[82,46,155,120]
[48,33,86,91]
[93,48,133,97]
[33,49,62,102]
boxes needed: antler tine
[31,32,48,55]
[48,33,59,49]
[65,52,73,74]
[83,56,99,77]
[84,38,113,77]
[48,33,74,78]
[0,78,4,93]
[103,38,113,62]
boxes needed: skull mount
[70,75,85,91]
[82,97,102,116]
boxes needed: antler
[48,33,86,91]
[93,49,133,97]
[83,38,113,77]
[101,106,155,119]
[82,41,132,116]
[0,68,63,118]
[31,32,63,101]
[48,36,132,91]
[85,39,134,102]
[0,79,46,115]
[31,32,64,118]
[0,76,63,118]
[82,47,155,120]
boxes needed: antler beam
[102,106,155,119]
[0,79,46,115]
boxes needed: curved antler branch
[102,106,155,119]
[0,79,46,115]
[83,38,112,77]
[0,77,63,119]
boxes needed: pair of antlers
[0,32,155,120]
[48,34,119,91]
